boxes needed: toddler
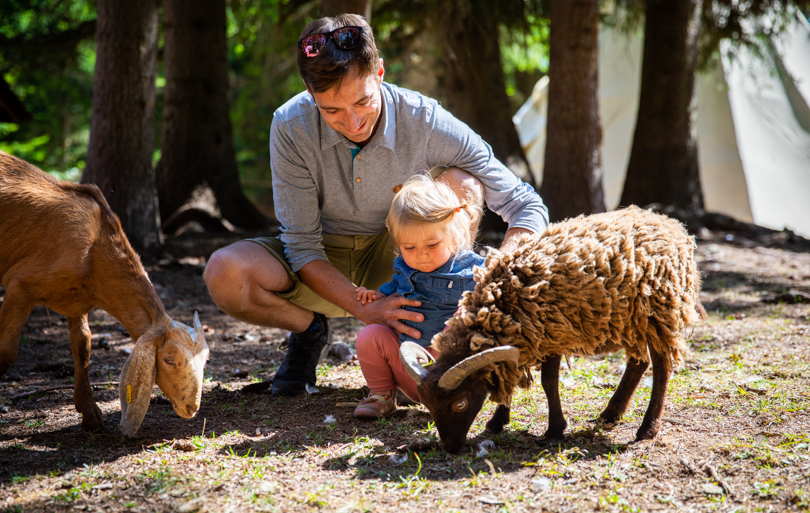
[353,174,485,419]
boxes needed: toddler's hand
[356,287,382,305]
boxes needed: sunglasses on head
[297,26,365,58]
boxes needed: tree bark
[156,0,268,230]
[321,0,372,21]
[434,0,535,239]
[83,0,161,252]
[540,0,605,223]
[620,0,704,212]
[437,0,531,183]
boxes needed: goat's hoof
[81,405,105,433]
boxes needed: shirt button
[356,154,362,160]
[355,178,361,183]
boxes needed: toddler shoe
[354,392,397,419]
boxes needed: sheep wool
[433,206,704,405]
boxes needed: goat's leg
[68,314,104,432]
[598,357,649,424]
[0,286,33,376]
[539,354,567,442]
[635,347,671,441]
[484,404,511,434]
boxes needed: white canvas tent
[514,13,810,238]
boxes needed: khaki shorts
[245,232,396,318]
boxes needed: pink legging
[355,324,439,403]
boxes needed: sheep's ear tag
[126,385,132,403]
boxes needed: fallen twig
[9,381,118,401]
[703,463,735,498]
[680,457,698,474]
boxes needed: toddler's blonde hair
[386,173,483,254]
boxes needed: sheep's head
[119,312,209,436]
[400,342,519,454]
[155,312,209,418]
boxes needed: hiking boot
[354,392,397,420]
[271,312,332,397]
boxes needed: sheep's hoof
[590,416,620,430]
[536,434,566,446]
[483,422,506,435]
[634,423,660,441]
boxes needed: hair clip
[454,207,461,213]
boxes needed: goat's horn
[437,346,519,391]
[193,311,201,329]
[399,342,435,386]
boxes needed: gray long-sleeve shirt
[270,81,549,272]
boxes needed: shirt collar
[318,81,397,152]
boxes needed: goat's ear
[119,328,161,437]
[192,311,204,345]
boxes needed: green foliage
[0,0,96,174]
[0,0,550,188]
[226,0,320,191]
[605,0,810,71]
[374,0,550,114]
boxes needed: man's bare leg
[204,241,313,333]
[204,241,330,396]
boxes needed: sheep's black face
[418,381,489,454]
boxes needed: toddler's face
[397,224,455,273]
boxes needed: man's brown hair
[297,14,379,94]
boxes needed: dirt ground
[1,227,809,513]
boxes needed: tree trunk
[438,0,532,184]
[620,0,704,212]
[156,0,268,230]
[435,0,535,239]
[83,0,161,252]
[321,0,372,21]
[540,0,604,223]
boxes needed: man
[203,14,548,397]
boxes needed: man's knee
[204,246,247,308]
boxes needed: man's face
[308,60,385,145]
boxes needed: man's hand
[358,294,424,340]
[500,227,533,252]
[298,260,424,339]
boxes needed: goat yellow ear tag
[127,385,132,403]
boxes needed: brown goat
[0,150,209,435]
[400,207,706,453]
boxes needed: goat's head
[119,312,209,436]
[400,341,519,454]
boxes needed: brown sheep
[0,150,208,436]
[400,206,705,453]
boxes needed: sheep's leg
[539,354,567,442]
[484,404,511,434]
[598,357,649,424]
[68,314,104,432]
[635,348,671,441]
[0,286,33,376]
